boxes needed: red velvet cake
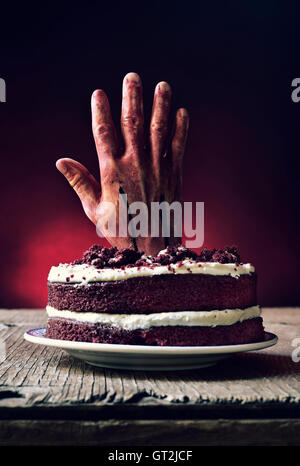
[45,245,264,346]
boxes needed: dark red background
[0,2,299,308]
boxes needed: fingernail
[156,81,171,95]
[56,159,67,175]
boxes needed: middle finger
[121,72,144,153]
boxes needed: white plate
[24,328,278,371]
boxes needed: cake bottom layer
[45,317,264,346]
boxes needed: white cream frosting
[48,260,254,285]
[46,305,261,331]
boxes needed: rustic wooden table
[0,308,299,446]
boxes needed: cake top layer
[72,244,242,269]
[48,244,254,284]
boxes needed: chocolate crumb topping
[73,244,242,269]
[211,246,241,264]
[198,246,241,264]
[153,245,198,265]
[73,245,144,269]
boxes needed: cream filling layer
[46,305,261,331]
[48,260,254,285]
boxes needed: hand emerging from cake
[56,73,189,255]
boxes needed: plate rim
[24,328,278,355]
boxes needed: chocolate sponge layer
[48,273,257,314]
[45,316,264,346]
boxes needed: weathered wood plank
[1,418,300,446]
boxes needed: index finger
[150,81,172,178]
[91,89,118,161]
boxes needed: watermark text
[96,195,204,248]
[0,78,6,102]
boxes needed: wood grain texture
[1,419,300,446]
[0,308,300,445]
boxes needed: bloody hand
[56,72,189,256]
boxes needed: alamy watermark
[0,78,6,102]
[95,194,204,248]
[291,338,300,362]
[291,78,300,103]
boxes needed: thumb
[56,157,101,224]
